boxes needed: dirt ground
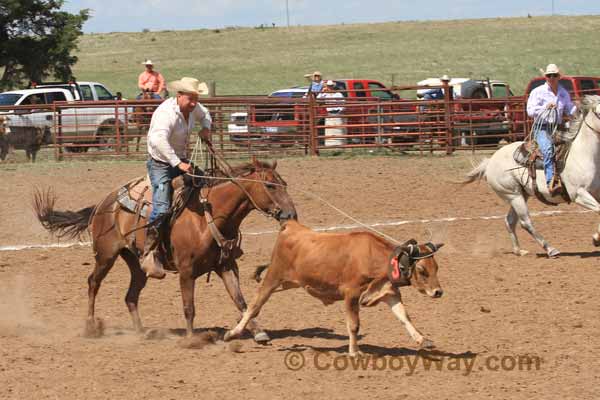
[1,154,599,399]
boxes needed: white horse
[464,95,600,257]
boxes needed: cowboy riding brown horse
[34,158,297,341]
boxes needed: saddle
[115,171,242,270]
[512,136,571,205]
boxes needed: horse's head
[582,95,600,132]
[241,158,297,222]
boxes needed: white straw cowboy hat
[325,80,335,86]
[141,59,154,66]
[167,77,209,95]
[544,64,560,75]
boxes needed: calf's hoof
[419,339,435,349]
[546,247,560,258]
[253,331,271,344]
[593,236,600,247]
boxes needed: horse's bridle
[237,168,288,220]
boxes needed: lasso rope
[529,107,559,142]
[188,137,404,244]
[184,170,402,245]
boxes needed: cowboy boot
[140,225,166,279]
[548,175,563,196]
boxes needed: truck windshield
[368,82,393,100]
[94,85,114,100]
[0,93,22,105]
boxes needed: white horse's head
[581,95,600,130]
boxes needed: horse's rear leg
[506,206,528,256]
[120,249,148,333]
[509,195,559,257]
[86,252,119,337]
[217,263,270,343]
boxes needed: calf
[224,220,444,356]
[0,121,49,162]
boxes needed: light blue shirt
[310,81,323,93]
[527,82,576,124]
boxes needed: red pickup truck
[235,79,408,145]
[525,75,600,99]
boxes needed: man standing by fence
[317,80,346,146]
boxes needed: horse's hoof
[547,248,560,258]
[514,249,529,256]
[223,330,235,342]
[253,331,270,344]
[419,339,435,349]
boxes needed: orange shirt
[138,70,165,93]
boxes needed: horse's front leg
[179,271,196,337]
[217,262,270,343]
[571,188,600,246]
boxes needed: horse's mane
[206,161,276,187]
[564,95,600,140]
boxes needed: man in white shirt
[317,80,346,146]
[142,77,212,279]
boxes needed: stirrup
[548,177,563,196]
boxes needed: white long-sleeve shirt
[527,82,576,124]
[147,97,211,167]
[317,91,345,113]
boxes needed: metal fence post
[308,95,318,156]
[114,104,121,155]
[442,77,453,154]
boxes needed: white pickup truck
[0,81,131,152]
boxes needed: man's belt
[149,157,171,166]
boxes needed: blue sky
[61,0,600,33]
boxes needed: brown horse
[34,159,297,341]
[130,89,155,152]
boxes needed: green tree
[0,0,89,90]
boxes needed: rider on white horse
[526,64,577,195]
[464,95,600,258]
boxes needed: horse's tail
[33,188,95,239]
[253,265,269,282]
[462,158,490,185]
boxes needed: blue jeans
[136,93,162,100]
[535,128,554,185]
[146,158,184,225]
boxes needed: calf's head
[394,240,444,298]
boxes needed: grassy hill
[71,15,600,98]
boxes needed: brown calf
[224,220,444,356]
[0,117,49,162]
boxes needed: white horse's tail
[462,158,490,185]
